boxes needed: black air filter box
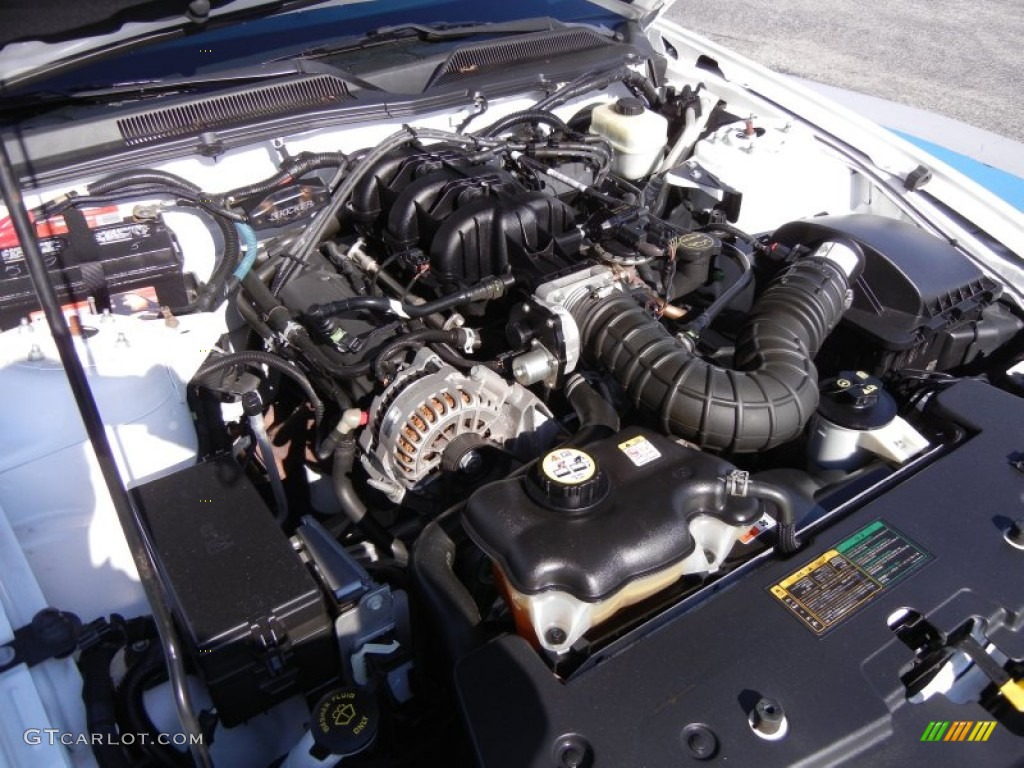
[773,214,1021,372]
[132,459,338,725]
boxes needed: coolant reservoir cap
[614,97,645,116]
[818,370,898,430]
[310,687,379,758]
[532,447,609,511]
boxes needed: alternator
[360,350,556,501]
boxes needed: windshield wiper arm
[275,17,567,59]
[370,18,558,41]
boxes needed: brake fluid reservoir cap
[673,231,720,262]
[614,96,645,116]
[817,370,898,430]
[311,687,379,758]
[533,447,609,511]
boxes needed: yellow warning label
[777,550,841,590]
[770,521,931,634]
[618,435,662,467]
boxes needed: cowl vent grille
[117,75,353,146]
[431,28,613,86]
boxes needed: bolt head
[544,626,567,646]
[753,697,784,735]
[457,451,483,474]
[560,745,584,768]
[681,724,719,760]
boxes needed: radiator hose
[570,241,863,452]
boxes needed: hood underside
[0,0,674,90]
[0,0,675,47]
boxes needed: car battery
[131,459,339,726]
[0,206,188,329]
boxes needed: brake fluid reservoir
[590,97,668,180]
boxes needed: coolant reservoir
[463,431,760,653]
[590,97,668,180]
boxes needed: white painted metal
[692,118,853,233]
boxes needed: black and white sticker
[541,448,597,485]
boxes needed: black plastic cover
[132,459,337,726]
[463,429,761,601]
[457,381,1024,767]
[772,214,1020,372]
[385,167,523,250]
[349,145,473,235]
[429,190,577,287]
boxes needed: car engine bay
[1,19,1023,768]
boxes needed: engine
[249,135,1019,665]
[4,73,1023,768]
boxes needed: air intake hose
[570,241,863,452]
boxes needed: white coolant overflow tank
[809,371,929,471]
[589,97,668,180]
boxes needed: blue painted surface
[893,130,1024,212]
[19,0,617,94]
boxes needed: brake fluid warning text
[770,520,932,634]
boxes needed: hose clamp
[460,328,479,354]
[724,469,750,497]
